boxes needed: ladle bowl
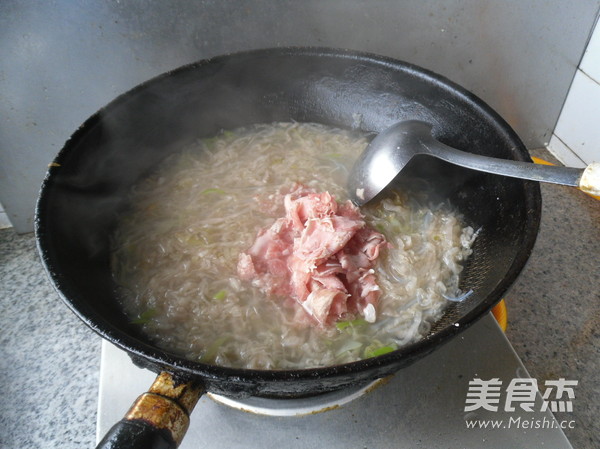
[348,120,600,206]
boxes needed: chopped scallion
[131,308,157,325]
[364,344,397,358]
[202,137,218,148]
[199,336,228,363]
[212,289,227,301]
[200,188,226,195]
[336,318,368,331]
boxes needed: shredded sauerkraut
[111,122,476,369]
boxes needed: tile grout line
[578,67,600,87]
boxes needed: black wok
[35,48,541,448]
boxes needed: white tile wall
[580,17,600,83]
[548,19,600,167]
[0,201,13,229]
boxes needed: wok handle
[96,371,205,449]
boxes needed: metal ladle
[348,120,600,206]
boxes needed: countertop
[0,148,598,449]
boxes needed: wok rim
[35,46,541,386]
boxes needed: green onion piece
[336,321,351,331]
[187,235,206,246]
[375,223,387,234]
[364,344,397,358]
[323,152,344,159]
[199,336,228,363]
[131,308,157,325]
[388,216,402,230]
[335,318,368,331]
[202,137,218,149]
[212,289,227,301]
[200,188,226,195]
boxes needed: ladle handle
[96,371,204,449]
[430,141,600,195]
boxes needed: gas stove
[97,314,572,448]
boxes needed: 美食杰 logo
[463,378,577,430]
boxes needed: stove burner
[207,378,389,416]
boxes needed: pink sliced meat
[238,183,388,326]
[286,191,337,227]
[295,215,364,265]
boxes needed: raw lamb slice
[238,184,387,326]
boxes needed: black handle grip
[96,419,176,449]
[95,372,205,449]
